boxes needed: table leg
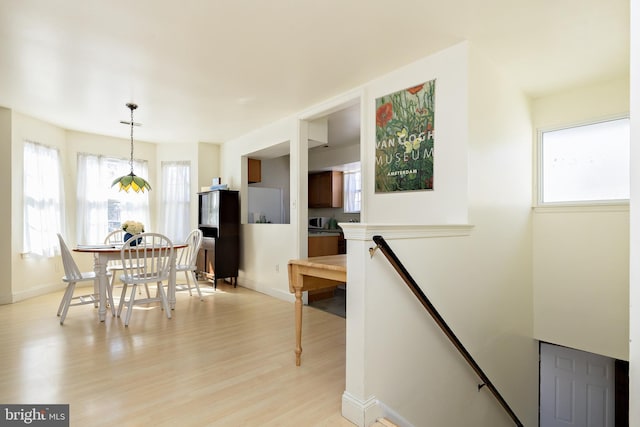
[169,251,177,309]
[94,254,108,322]
[294,285,303,366]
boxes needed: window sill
[533,202,629,214]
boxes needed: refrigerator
[248,187,285,224]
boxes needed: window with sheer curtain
[343,169,361,213]
[77,153,150,245]
[160,161,191,243]
[23,141,66,257]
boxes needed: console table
[287,254,346,366]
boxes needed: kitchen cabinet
[307,233,344,302]
[248,158,261,183]
[308,234,340,257]
[308,171,343,208]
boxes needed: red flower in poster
[376,102,393,128]
[407,84,424,95]
[426,176,433,189]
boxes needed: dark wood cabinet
[308,233,346,257]
[248,158,261,183]
[308,235,339,257]
[197,190,240,289]
[308,171,343,208]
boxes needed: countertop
[308,229,342,237]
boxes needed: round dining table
[74,243,187,322]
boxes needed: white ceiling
[0,0,629,145]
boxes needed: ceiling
[0,0,629,145]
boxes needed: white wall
[342,43,536,427]
[629,0,639,423]
[309,143,360,172]
[221,118,300,300]
[364,45,469,225]
[531,78,630,360]
[1,108,12,304]
[197,142,221,189]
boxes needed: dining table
[74,242,187,322]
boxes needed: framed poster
[375,79,435,193]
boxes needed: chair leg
[184,271,193,296]
[57,284,74,317]
[117,283,128,318]
[105,278,116,317]
[59,282,76,325]
[157,282,172,319]
[190,271,203,301]
[124,284,137,327]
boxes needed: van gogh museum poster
[375,79,435,193]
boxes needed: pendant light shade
[111,103,152,193]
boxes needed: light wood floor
[0,281,360,426]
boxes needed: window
[160,161,191,243]
[23,141,65,257]
[77,153,150,244]
[538,117,630,205]
[343,169,361,213]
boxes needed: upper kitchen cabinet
[248,158,261,183]
[309,171,343,208]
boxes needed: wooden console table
[288,254,346,366]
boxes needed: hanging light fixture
[111,102,152,193]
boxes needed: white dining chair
[57,233,115,324]
[105,229,150,298]
[175,229,204,300]
[104,229,125,289]
[117,232,173,326]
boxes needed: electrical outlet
[275,264,279,272]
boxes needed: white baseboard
[341,392,383,426]
[341,392,414,427]
[237,277,296,303]
[376,401,414,427]
[10,283,65,304]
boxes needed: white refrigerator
[248,187,284,224]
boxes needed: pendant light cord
[129,107,134,173]
[126,103,137,174]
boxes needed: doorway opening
[305,102,360,318]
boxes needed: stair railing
[370,235,523,427]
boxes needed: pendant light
[111,103,152,193]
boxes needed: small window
[343,169,361,213]
[538,118,630,205]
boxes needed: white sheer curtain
[343,170,361,213]
[23,141,65,257]
[160,161,191,243]
[77,153,150,244]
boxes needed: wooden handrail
[371,235,523,427]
